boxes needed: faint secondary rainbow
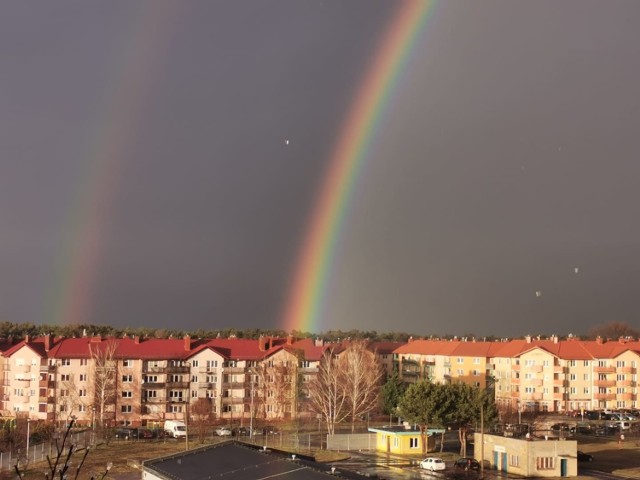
[282,1,438,333]
[47,2,179,325]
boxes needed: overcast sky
[1,0,640,337]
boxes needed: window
[169,405,183,414]
[510,455,520,467]
[79,374,87,382]
[584,360,589,367]
[121,405,132,413]
[207,360,218,368]
[570,374,576,380]
[457,369,464,375]
[207,375,217,383]
[123,360,133,367]
[457,357,464,364]
[61,359,71,366]
[145,390,158,399]
[191,390,198,398]
[191,360,199,367]
[617,360,625,367]
[525,359,535,366]
[568,360,576,367]
[169,390,183,400]
[409,438,419,448]
[525,387,535,393]
[170,374,183,383]
[536,457,554,470]
[570,387,576,394]
[80,359,88,366]
[79,389,87,397]
[191,375,198,382]
[144,375,158,383]
[584,374,589,380]
[393,437,399,448]
[60,389,69,397]
[300,361,311,368]
[122,391,132,398]
[122,375,133,383]
[472,370,480,376]
[617,374,626,381]
[78,405,86,412]
[473,358,480,364]
[61,374,71,382]
[584,387,589,394]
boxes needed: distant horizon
[1,320,635,343]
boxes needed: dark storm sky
[1,0,640,337]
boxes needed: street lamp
[26,418,31,464]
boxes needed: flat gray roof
[143,441,369,480]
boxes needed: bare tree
[338,340,383,432]
[59,378,86,424]
[308,348,349,435]
[89,340,118,428]
[190,398,214,443]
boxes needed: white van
[164,420,187,438]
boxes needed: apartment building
[1,334,328,426]
[394,335,640,414]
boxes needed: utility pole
[480,406,484,480]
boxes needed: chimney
[596,336,603,345]
[184,335,191,351]
[258,336,266,352]
[619,336,626,344]
[314,338,324,347]
[24,335,29,344]
[134,336,140,344]
[408,336,413,343]
[287,335,294,345]
[44,334,51,352]
[91,336,102,343]
[268,337,273,350]
[525,335,531,343]
[552,335,558,344]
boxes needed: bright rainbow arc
[282,1,437,333]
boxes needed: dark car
[454,458,480,470]
[577,451,593,462]
[262,425,279,435]
[115,427,138,439]
[138,429,155,439]
[234,427,249,436]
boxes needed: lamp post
[249,371,255,440]
[26,418,31,464]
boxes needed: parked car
[115,427,138,439]
[234,427,249,436]
[577,451,593,462]
[454,458,480,470]
[215,426,232,436]
[262,425,279,435]
[420,457,446,471]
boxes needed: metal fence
[0,430,92,471]
[326,433,376,451]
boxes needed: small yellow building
[368,426,443,455]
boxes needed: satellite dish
[535,291,542,297]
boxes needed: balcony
[15,365,32,373]
[619,366,636,374]
[554,365,565,373]
[222,367,245,374]
[595,380,616,388]
[166,381,189,389]
[221,397,245,404]
[142,397,165,404]
[530,365,543,373]
[142,382,166,388]
[199,382,216,389]
[619,393,634,400]
[594,393,616,400]
[222,381,245,389]
[594,366,615,374]
[618,380,635,387]
[511,377,520,385]
[511,364,520,371]
[530,379,543,387]
[40,365,56,373]
[166,366,190,374]
[299,367,319,373]
[143,366,166,373]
